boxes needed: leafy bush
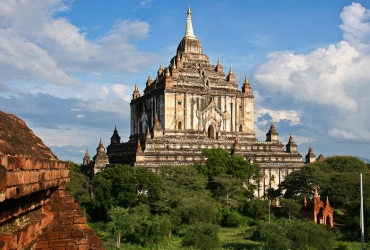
[253,219,337,250]
[222,211,241,228]
[181,223,220,250]
[241,199,268,220]
[143,215,172,244]
[177,196,220,224]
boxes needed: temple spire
[185,5,196,39]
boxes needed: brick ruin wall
[0,155,104,250]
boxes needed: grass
[218,223,262,250]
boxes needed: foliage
[279,199,301,220]
[66,162,90,205]
[281,156,370,207]
[197,149,259,210]
[107,206,133,248]
[199,149,258,180]
[340,197,370,241]
[176,196,220,225]
[199,148,231,176]
[280,161,332,200]
[253,219,337,250]
[241,199,269,220]
[181,223,220,250]
[221,210,242,228]
[69,161,81,173]
[209,174,251,209]
[91,165,163,217]
[76,155,370,248]
[156,165,209,212]
[143,214,172,244]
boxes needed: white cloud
[253,107,301,140]
[0,0,159,93]
[112,84,131,102]
[100,86,110,99]
[254,41,362,112]
[328,128,357,140]
[340,2,370,53]
[255,107,301,126]
[76,114,85,119]
[253,2,370,144]
[134,0,152,11]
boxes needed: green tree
[182,223,220,250]
[177,196,220,224]
[279,199,301,220]
[91,165,163,217]
[341,197,370,241]
[199,148,230,176]
[280,161,331,200]
[107,206,133,249]
[209,174,250,209]
[199,149,258,181]
[253,220,336,250]
[69,161,81,173]
[67,162,91,205]
[280,156,370,208]
[241,198,269,220]
[143,214,172,244]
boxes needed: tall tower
[266,122,279,142]
[305,144,316,163]
[286,133,297,153]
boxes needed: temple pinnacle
[185,5,196,39]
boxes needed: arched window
[178,121,182,130]
[208,125,214,139]
[239,125,243,132]
[271,175,275,182]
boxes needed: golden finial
[229,66,233,75]
[244,75,249,83]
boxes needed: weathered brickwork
[0,155,104,250]
[35,185,103,250]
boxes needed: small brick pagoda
[301,187,334,227]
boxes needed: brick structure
[301,188,334,228]
[0,110,104,249]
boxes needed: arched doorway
[326,215,331,226]
[178,121,182,130]
[208,125,215,139]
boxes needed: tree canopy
[91,165,163,217]
[280,156,370,207]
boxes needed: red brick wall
[0,155,104,250]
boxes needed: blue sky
[1,0,370,163]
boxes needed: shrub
[222,211,241,228]
[181,223,220,250]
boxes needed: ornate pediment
[196,98,225,131]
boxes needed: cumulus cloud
[0,0,159,90]
[254,2,370,143]
[112,84,132,102]
[255,108,301,126]
[328,128,357,140]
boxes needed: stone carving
[196,98,225,133]
[140,108,148,134]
